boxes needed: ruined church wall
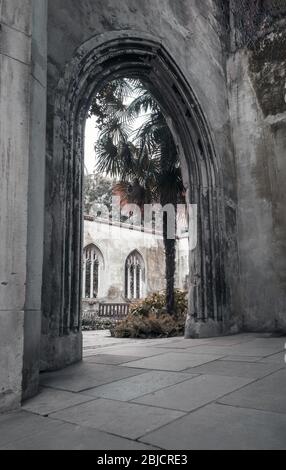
[83,219,189,301]
[228,1,286,331]
[46,0,239,328]
[0,0,47,411]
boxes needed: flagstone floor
[1,331,286,449]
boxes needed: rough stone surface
[122,352,225,371]
[186,359,282,379]
[2,424,154,451]
[0,0,45,412]
[40,362,145,393]
[218,368,286,413]
[228,6,286,332]
[132,374,253,411]
[43,0,239,349]
[0,410,153,450]
[22,387,93,416]
[140,403,286,450]
[50,398,185,440]
[81,370,194,401]
[0,312,24,412]
[83,218,188,302]
[1,333,284,449]
[84,354,141,365]
[1,0,286,415]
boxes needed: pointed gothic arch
[125,250,146,300]
[83,244,104,300]
[41,30,234,371]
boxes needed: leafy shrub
[111,290,188,338]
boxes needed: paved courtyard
[1,331,286,450]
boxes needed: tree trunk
[163,210,176,315]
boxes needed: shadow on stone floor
[1,332,286,450]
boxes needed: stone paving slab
[22,387,94,416]
[40,362,145,392]
[250,337,286,346]
[50,398,185,440]
[132,374,253,411]
[121,352,225,371]
[84,354,141,365]
[151,339,212,349]
[182,340,284,358]
[82,371,196,401]
[1,419,154,450]
[198,335,255,346]
[185,360,282,379]
[0,411,65,448]
[224,344,285,357]
[1,333,285,450]
[177,345,234,356]
[90,346,175,358]
[218,369,286,414]
[219,355,263,362]
[140,403,286,450]
[260,352,286,364]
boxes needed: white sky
[84,84,150,176]
[84,115,99,175]
[84,112,149,176]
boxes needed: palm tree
[90,79,185,314]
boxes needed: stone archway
[41,31,231,372]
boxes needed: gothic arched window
[125,250,145,300]
[83,244,104,299]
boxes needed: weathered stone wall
[1,0,285,415]
[46,0,239,336]
[0,0,47,411]
[228,1,286,331]
[47,0,234,199]
[83,219,189,302]
[0,0,32,412]
[22,0,47,400]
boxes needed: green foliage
[84,174,114,216]
[130,290,187,317]
[111,290,188,338]
[89,78,136,130]
[92,78,185,208]
[89,78,186,314]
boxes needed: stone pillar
[0,0,47,411]
[22,0,48,401]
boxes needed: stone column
[0,0,47,411]
[22,0,48,402]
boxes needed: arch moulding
[41,30,231,371]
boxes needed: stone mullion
[134,263,138,299]
[127,265,132,299]
[139,266,142,298]
[90,255,94,299]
